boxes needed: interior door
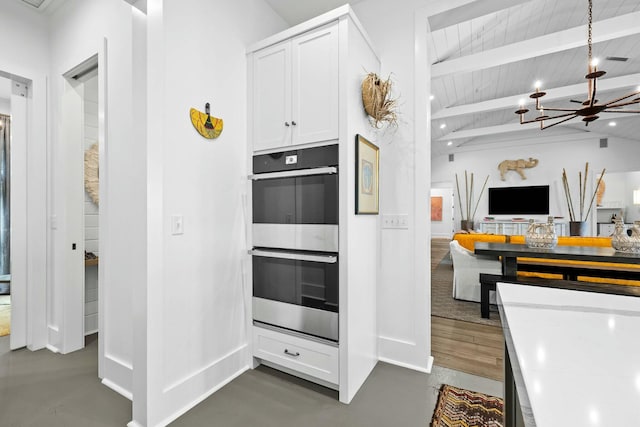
[59,77,85,353]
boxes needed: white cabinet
[248,6,381,404]
[252,23,339,152]
[253,325,339,386]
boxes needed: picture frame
[355,134,379,214]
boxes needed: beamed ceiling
[429,0,640,156]
[13,0,640,158]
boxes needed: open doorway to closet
[79,66,100,337]
[59,55,101,352]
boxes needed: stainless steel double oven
[250,145,339,341]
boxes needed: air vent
[21,0,46,8]
[605,56,629,62]
[448,154,454,162]
[600,138,608,148]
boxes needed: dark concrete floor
[0,334,131,426]
[0,334,501,426]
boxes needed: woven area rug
[0,295,10,337]
[430,384,503,427]
[431,244,501,328]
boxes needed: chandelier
[515,0,640,129]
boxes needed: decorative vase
[460,220,474,231]
[525,217,558,248]
[569,221,588,236]
[611,218,640,252]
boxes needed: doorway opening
[77,66,100,338]
[0,110,9,339]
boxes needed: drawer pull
[284,349,300,357]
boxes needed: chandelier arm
[539,112,579,120]
[604,102,640,109]
[536,107,580,112]
[601,109,640,113]
[603,93,640,106]
[540,114,579,130]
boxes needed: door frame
[0,68,48,351]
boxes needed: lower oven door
[251,249,339,341]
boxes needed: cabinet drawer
[253,326,339,385]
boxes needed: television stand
[479,219,568,236]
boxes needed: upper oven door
[251,145,339,252]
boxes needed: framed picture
[431,196,443,221]
[355,134,379,214]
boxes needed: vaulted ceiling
[11,0,640,159]
[429,0,640,156]
[266,0,640,158]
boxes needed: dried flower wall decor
[361,72,398,128]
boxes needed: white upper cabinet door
[253,41,292,152]
[291,23,339,146]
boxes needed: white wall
[341,14,381,403]
[0,75,9,114]
[138,0,287,425]
[49,0,140,396]
[599,171,640,223]
[432,134,640,234]
[352,0,431,372]
[0,0,49,350]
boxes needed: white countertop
[497,283,640,427]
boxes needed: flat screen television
[488,185,549,215]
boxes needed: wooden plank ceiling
[429,0,640,156]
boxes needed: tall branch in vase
[561,162,605,223]
[455,171,489,231]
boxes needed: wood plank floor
[431,238,504,381]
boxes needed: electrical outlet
[382,214,409,229]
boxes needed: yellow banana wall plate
[190,102,223,139]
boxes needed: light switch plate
[382,214,409,229]
[171,215,184,235]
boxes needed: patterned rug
[430,384,503,427]
[431,245,501,328]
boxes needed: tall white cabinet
[247,6,381,404]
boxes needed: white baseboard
[155,344,250,427]
[378,356,432,374]
[103,377,133,400]
[45,344,60,354]
[103,353,133,400]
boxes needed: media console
[478,220,568,236]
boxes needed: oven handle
[249,166,337,181]
[250,249,337,264]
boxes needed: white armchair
[449,240,502,303]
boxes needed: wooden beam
[432,11,640,78]
[428,0,531,32]
[433,73,640,120]
[438,111,637,141]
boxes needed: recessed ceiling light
[609,121,616,127]
[440,123,446,129]
[447,141,452,146]
[430,94,434,101]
